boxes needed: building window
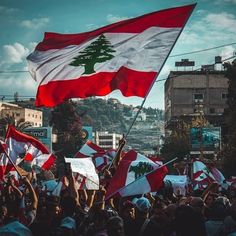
[35,115,37,118]
[32,114,34,118]
[28,114,30,117]
[209,108,215,114]
[193,93,204,103]
[222,93,228,99]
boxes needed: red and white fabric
[6,125,49,162]
[93,149,116,172]
[105,150,168,199]
[31,154,56,170]
[209,166,225,185]
[27,4,196,107]
[0,140,8,179]
[193,160,216,188]
[75,140,105,158]
[65,157,99,190]
[75,141,116,172]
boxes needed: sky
[0,0,235,110]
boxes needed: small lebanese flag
[193,160,216,184]
[105,150,168,199]
[4,125,55,172]
[75,141,116,172]
[27,4,196,107]
[75,140,105,158]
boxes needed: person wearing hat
[124,196,161,236]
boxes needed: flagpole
[125,4,197,138]
[105,157,178,200]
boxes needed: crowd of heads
[1,166,236,236]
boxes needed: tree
[70,34,116,74]
[160,120,191,162]
[221,60,236,177]
[49,100,83,157]
[14,92,19,102]
[0,114,32,137]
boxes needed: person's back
[205,202,226,236]
[174,205,206,236]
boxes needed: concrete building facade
[165,70,228,130]
[0,102,43,127]
[94,131,122,149]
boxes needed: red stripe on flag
[24,153,33,161]
[146,166,168,192]
[36,69,156,107]
[37,4,195,51]
[105,150,137,198]
[86,141,105,153]
[193,171,204,180]
[6,126,49,153]
[41,154,56,170]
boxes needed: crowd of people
[1,161,236,236]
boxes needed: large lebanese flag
[105,150,168,199]
[27,4,196,107]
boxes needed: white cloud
[215,0,236,4]
[106,14,130,23]
[20,17,49,29]
[0,74,37,96]
[0,5,19,14]
[220,45,236,60]
[86,23,99,30]
[3,43,29,64]
[205,12,236,31]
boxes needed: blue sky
[0,0,235,109]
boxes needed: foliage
[49,100,83,157]
[76,98,164,134]
[0,114,32,137]
[160,120,191,161]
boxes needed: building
[0,102,43,127]
[94,131,122,149]
[165,66,228,130]
[164,60,228,157]
[0,102,19,112]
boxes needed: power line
[170,42,236,57]
[0,42,235,74]
[0,70,28,74]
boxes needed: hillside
[75,98,164,134]
[9,98,164,153]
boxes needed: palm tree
[0,114,32,138]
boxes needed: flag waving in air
[105,150,168,199]
[27,4,196,107]
[3,125,55,172]
[75,140,116,172]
